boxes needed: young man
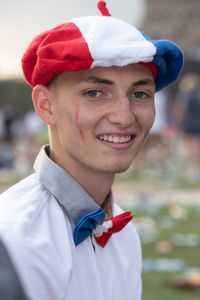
[0,1,183,299]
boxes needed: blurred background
[0,0,200,299]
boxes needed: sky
[0,0,146,79]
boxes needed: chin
[115,166,131,174]
[104,161,133,174]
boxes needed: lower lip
[97,138,134,150]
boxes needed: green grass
[117,167,200,300]
[142,272,200,300]
[131,205,200,300]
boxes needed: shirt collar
[33,146,113,225]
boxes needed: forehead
[51,63,155,87]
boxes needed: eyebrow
[80,76,155,88]
[80,76,114,85]
[132,78,156,87]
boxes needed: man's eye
[84,90,102,98]
[134,91,148,100]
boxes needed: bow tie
[73,208,106,246]
[94,211,133,247]
[73,209,133,247]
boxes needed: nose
[107,95,135,128]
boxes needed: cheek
[54,104,80,140]
[74,104,100,136]
[138,106,155,130]
[74,104,85,141]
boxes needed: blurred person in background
[2,103,17,142]
[0,103,17,169]
[0,107,4,139]
[173,73,200,177]
[0,1,183,299]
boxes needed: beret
[22,1,183,91]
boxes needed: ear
[32,85,56,125]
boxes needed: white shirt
[0,146,142,300]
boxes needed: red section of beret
[139,62,158,81]
[22,22,94,87]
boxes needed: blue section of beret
[143,34,184,91]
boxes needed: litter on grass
[143,258,185,272]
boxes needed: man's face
[48,64,156,178]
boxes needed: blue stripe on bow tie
[73,208,106,246]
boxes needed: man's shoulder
[0,173,50,225]
[0,173,71,275]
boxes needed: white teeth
[98,135,131,143]
[108,136,113,142]
[103,135,108,141]
[113,136,119,143]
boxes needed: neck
[49,147,114,206]
[74,171,114,205]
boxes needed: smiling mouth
[97,134,133,143]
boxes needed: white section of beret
[71,16,156,68]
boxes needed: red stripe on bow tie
[94,211,133,247]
